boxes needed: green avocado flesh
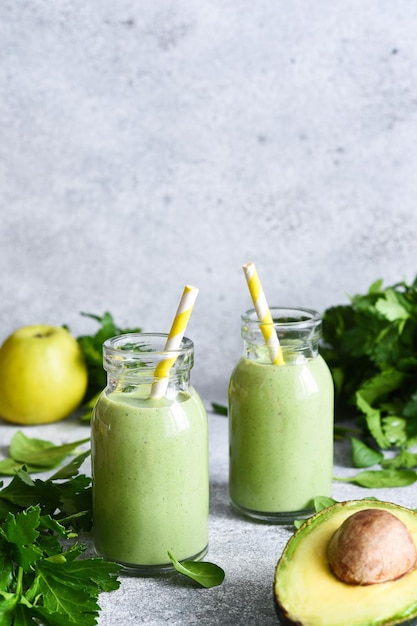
[274,500,417,626]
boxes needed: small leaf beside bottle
[167,551,225,588]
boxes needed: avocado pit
[327,508,417,585]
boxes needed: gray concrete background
[1,1,417,402]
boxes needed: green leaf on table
[0,455,119,625]
[351,437,383,468]
[52,474,92,530]
[381,449,417,470]
[2,506,40,547]
[356,392,390,449]
[10,430,54,458]
[34,557,120,623]
[211,403,228,416]
[0,541,14,590]
[0,471,58,511]
[13,603,76,626]
[294,496,338,528]
[49,450,91,481]
[167,551,225,588]
[61,557,121,592]
[334,468,417,488]
[382,416,408,446]
[0,503,120,624]
[9,431,90,469]
[0,457,45,476]
[313,496,338,512]
[0,468,92,531]
[1,507,43,570]
[14,467,36,486]
[39,514,71,540]
[0,596,19,624]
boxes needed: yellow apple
[0,324,88,425]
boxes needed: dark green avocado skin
[272,585,417,626]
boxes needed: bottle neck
[106,370,192,396]
[102,333,194,397]
[241,307,322,364]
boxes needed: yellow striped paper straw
[149,284,199,398]
[242,262,284,365]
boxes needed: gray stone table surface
[1,409,417,625]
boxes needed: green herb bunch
[66,312,142,421]
[0,449,120,625]
[73,312,142,401]
[322,276,417,451]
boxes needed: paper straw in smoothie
[242,262,284,365]
[149,284,199,398]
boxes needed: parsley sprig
[64,311,142,421]
[69,312,142,413]
[0,505,120,625]
[0,451,120,625]
[322,276,417,457]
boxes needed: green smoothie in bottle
[229,307,334,523]
[91,334,208,573]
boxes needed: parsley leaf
[34,557,120,623]
[334,469,417,488]
[350,437,383,468]
[4,431,90,472]
[0,465,92,531]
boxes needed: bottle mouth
[241,307,321,329]
[104,333,193,356]
[102,333,194,373]
[241,307,322,360]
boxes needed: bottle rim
[103,332,194,360]
[241,307,321,330]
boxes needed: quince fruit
[0,324,88,425]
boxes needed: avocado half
[274,500,417,626]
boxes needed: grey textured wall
[1,1,417,401]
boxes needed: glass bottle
[229,307,334,523]
[91,333,209,574]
